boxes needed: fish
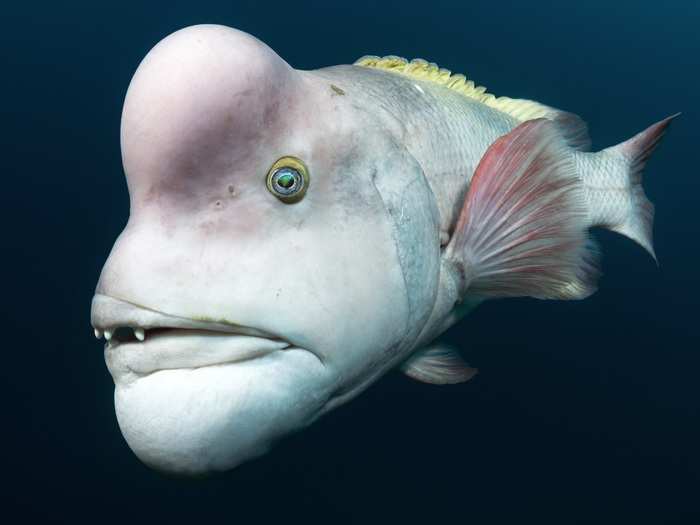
[90,24,676,476]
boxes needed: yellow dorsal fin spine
[354,55,555,122]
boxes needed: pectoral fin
[401,343,477,385]
[445,118,600,300]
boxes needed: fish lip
[91,293,283,339]
[104,337,295,379]
[91,294,325,371]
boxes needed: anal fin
[401,343,477,385]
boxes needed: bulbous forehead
[120,25,305,195]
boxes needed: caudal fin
[585,114,678,262]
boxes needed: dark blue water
[4,1,698,523]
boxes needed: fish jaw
[92,195,409,473]
[92,297,332,475]
[91,294,311,379]
[115,349,328,475]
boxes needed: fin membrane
[446,118,600,300]
[402,343,477,385]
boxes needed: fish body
[311,59,665,359]
[91,25,674,475]
[315,62,516,228]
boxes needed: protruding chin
[113,349,329,476]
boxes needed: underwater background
[4,0,698,523]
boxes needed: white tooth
[104,330,112,341]
[94,328,102,339]
[134,328,145,341]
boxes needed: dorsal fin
[355,55,557,121]
[354,55,591,149]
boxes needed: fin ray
[446,118,600,300]
[402,343,477,385]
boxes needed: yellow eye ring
[266,156,309,204]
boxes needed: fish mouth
[91,294,311,377]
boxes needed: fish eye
[266,156,309,203]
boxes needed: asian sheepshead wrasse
[90,25,677,475]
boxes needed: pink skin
[93,25,412,474]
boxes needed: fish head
[92,25,440,475]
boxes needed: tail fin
[583,114,678,262]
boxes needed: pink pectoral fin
[446,118,600,300]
